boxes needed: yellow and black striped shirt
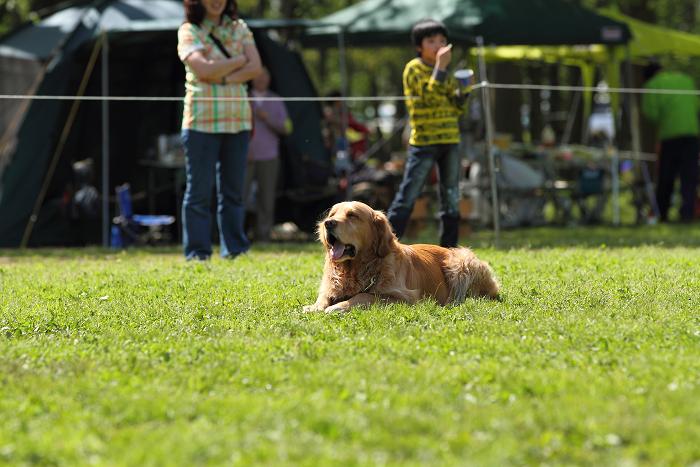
[403,58,464,146]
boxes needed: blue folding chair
[113,183,175,246]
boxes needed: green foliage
[582,0,698,33]
[1,226,699,464]
[0,0,55,35]
[4,0,697,32]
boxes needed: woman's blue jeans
[387,144,461,247]
[181,129,250,259]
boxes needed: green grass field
[1,225,699,465]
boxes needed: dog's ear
[316,207,332,242]
[373,210,395,257]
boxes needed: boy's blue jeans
[181,129,251,260]
[387,144,461,247]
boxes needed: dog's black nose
[324,219,337,230]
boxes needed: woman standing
[178,0,261,260]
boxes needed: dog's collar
[362,275,377,293]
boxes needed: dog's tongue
[331,241,346,260]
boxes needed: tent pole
[561,71,582,146]
[337,27,351,199]
[20,36,103,248]
[476,36,500,247]
[624,45,659,221]
[607,50,621,226]
[338,27,348,115]
[101,31,110,248]
[610,144,621,226]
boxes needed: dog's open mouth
[326,231,356,261]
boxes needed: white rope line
[1,81,699,101]
[475,81,700,95]
[0,94,408,102]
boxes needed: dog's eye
[346,212,357,219]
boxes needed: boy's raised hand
[436,43,453,70]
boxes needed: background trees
[3,0,697,38]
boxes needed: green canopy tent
[474,9,700,63]
[470,7,700,118]
[304,0,631,47]
[601,8,700,60]
[0,0,328,247]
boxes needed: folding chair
[573,166,607,225]
[112,183,175,246]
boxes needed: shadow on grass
[0,241,318,260]
[1,223,699,259]
[0,246,181,259]
[406,223,700,249]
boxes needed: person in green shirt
[641,62,699,223]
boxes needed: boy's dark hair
[411,18,449,47]
[184,0,238,25]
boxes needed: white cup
[454,69,474,88]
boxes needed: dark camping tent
[304,0,631,46]
[0,0,330,247]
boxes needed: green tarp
[473,8,700,64]
[304,0,631,46]
[601,8,700,60]
[462,9,700,124]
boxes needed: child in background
[246,66,292,242]
[386,18,469,247]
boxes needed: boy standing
[387,19,468,247]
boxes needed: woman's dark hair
[184,0,238,25]
[411,18,449,47]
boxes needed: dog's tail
[443,248,500,303]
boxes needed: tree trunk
[280,0,299,19]
[253,0,268,17]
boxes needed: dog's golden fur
[303,201,499,313]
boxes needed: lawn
[1,224,699,465]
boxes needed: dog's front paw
[324,302,350,313]
[303,303,323,313]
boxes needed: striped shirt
[403,58,463,146]
[177,17,255,134]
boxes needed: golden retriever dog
[303,201,499,313]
